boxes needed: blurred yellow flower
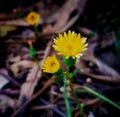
[26,11,40,25]
[53,30,88,59]
[42,55,60,73]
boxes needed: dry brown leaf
[75,35,120,83]
[10,60,34,77]
[82,53,120,77]
[0,17,42,26]
[8,55,21,63]
[0,74,9,90]
[42,0,87,35]
[17,41,52,106]
[0,26,17,37]
[0,95,16,112]
[11,76,57,117]
[57,12,80,33]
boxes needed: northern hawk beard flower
[26,11,40,25]
[52,30,88,59]
[42,55,60,73]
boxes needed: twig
[17,40,52,106]
[40,98,66,117]
[80,70,120,83]
[11,76,57,117]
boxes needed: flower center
[67,45,73,51]
[50,62,56,67]
[30,15,35,21]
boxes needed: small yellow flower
[42,55,60,73]
[26,11,40,25]
[52,30,88,59]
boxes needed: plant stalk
[69,83,84,117]
[63,79,72,117]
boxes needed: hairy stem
[69,83,84,117]
[63,79,72,117]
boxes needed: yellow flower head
[42,55,60,73]
[26,11,40,25]
[52,30,88,59]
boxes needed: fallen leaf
[0,95,16,112]
[0,74,9,90]
[0,26,16,37]
[10,60,34,77]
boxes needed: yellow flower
[26,11,40,25]
[52,30,88,59]
[42,55,60,73]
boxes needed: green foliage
[84,86,120,110]
[62,57,76,68]
[54,68,63,77]
[54,76,64,87]
[29,45,37,58]
[87,32,96,38]
[68,73,74,79]
[54,68,64,86]
[16,12,23,18]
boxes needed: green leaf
[62,57,76,67]
[54,68,63,77]
[16,12,23,18]
[68,73,74,79]
[87,32,96,38]
[54,76,64,87]
[84,86,120,110]
[29,46,37,57]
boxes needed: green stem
[69,83,84,117]
[34,24,38,32]
[65,70,84,117]
[83,86,120,110]
[63,79,72,117]
[33,57,41,69]
[33,24,46,43]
